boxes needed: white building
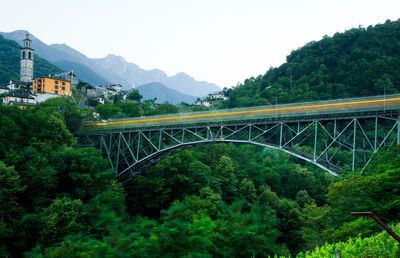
[94,84,122,98]
[209,93,223,100]
[3,90,36,108]
[209,93,229,100]
[195,100,213,108]
[0,85,9,94]
[0,81,26,94]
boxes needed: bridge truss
[77,112,400,182]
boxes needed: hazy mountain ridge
[136,82,197,104]
[91,54,220,96]
[1,30,220,98]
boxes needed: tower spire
[20,31,34,82]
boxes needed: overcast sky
[1,0,399,88]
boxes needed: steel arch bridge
[76,110,400,183]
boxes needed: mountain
[91,54,220,96]
[0,30,220,97]
[225,19,400,108]
[136,82,197,104]
[0,34,63,84]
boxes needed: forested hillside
[2,98,399,256]
[0,35,63,84]
[226,19,400,108]
[0,99,334,256]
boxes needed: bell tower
[20,32,34,82]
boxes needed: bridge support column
[352,119,357,171]
[375,117,378,151]
[314,121,318,161]
[116,133,122,174]
[397,116,400,145]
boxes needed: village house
[0,85,10,94]
[195,100,213,108]
[208,92,229,100]
[53,71,79,86]
[94,84,122,98]
[32,77,71,96]
[3,90,36,109]
[0,80,27,94]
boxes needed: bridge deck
[78,94,400,133]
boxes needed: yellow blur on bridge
[80,94,400,133]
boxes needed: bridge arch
[122,139,339,177]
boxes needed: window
[62,87,65,91]
[54,90,58,94]
[55,85,58,89]
[22,51,25,59]
[62,82,65,86]
[55,81,59,84]
[28,52,31,60]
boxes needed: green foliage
[51,147,113,201]
[3,99,399,257]
[124,143,332,254]
[95,102,122,119]
[35,97,86,133]
[39,197,86,245]
[126,89,143,101]
[299,203,331,250]
[118,102,141,117]
[153,103,179,115]
[0,162,25,256]
[300,223,400,257]
[0,100,118,256]
[211,201,281,256]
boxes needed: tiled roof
[7,90,35,99]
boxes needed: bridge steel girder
[76,114,400,182]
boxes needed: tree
[154,103,179,115]
[295,190,315,208]
[214,156,238,203]
[127,90,143,102]
[39,197,86,246]
[119,102,141,117]
[52,147,113,201]
[0,162,25,256]
[300,203,331,250]
[95,103,122,119]
[212,201,281,257]
[238,178,257,203]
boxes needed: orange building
[32,77,71,96]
